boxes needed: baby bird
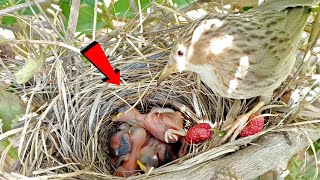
[112,106,186,143]
[113,126,147,177]
[137,137,177,173]
[109,123,132,158]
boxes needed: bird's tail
[285,7,310,42]
[251,0,319,42]
[254,0,320,11]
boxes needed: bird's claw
[164,130,179,143]
[230,114,249,140]
[217,114,249,145]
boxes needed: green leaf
[241,6,254,12]
[2,16,16,25]
[112,0,192,18]
[286,158,302,179]
[59,0,71,20]
[286,157,318,180]
[14,50,46,84]
[0,140,18,159]
[0,86,22,160]
[0,87,24,132]
[77,4,104,34]
[59,0,104,34]
[113,0,134,18]
[113,0,152,18]
[0,0,40,15]
[171,0,197,9]
[81,0,96,7]
[302,165,318,179]
[211,128,226,137]
[308,138,320,154]
[21,6,40,15]
[0,0,9,8]
[311,7,320,12]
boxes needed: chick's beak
[157,63,177,86]
[137,160,153,173]
[137,160,147,172]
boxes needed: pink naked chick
[113,126,147,177]
[109,123,132,159]
[112,106,186,143]
[137,137,177,173]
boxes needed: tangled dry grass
[1,0,320,179]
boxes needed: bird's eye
[177,50,184,57]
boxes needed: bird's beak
[137,160,147,172]
[112,112,123,122]
[157,63,177,86]
[137,160,154,173]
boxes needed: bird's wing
[252,0,319,11]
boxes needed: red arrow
[81,41,120,85]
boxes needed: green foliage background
[0,0,319,178]
[1,0,196,35]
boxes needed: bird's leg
[164,129,187,143]
[219,100,266,145]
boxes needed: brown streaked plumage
[158,0,319,143]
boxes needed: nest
[1,1,320,179]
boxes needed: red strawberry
[185,123,212,144]
[240,114,265,137]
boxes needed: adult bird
[157,0,319,143]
